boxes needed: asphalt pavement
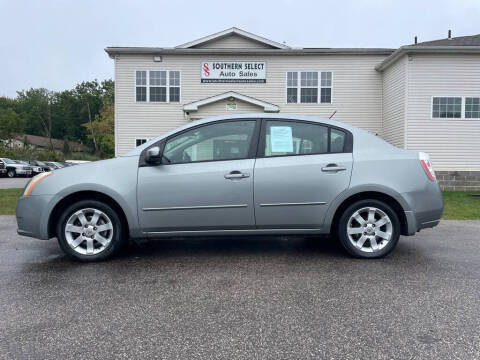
[0,215,479,359]
[0,177,30,189]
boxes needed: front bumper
[15,169,32,176]
[402,181,444,235]
[16,194,56,240]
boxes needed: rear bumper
[16,194,55,240]
[402,181,444,235]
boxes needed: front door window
[163,121,256,164]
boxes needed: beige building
[106,28,480,189]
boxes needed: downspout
[114,55,119,156]
[403,55,409,149]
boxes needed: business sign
[201,61,266,83]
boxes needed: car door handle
[224,171,250,179]
[321,164,347,172]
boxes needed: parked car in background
[26,160,54,172]
[14,161,38,177]
[45,161,64,169]
[0,158,32,177]
[0,161,6,176]
[65,160,91,165]
[21,161,44,175]
[16,114,444,262]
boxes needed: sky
[0,0,479,98]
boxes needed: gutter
[104,47,395,58]
[375,46,480,71]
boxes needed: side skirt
[145,228,329,238]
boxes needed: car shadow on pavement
[19,235,427,273]
[115,235,346,260]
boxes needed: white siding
[193,34,273,49]
[115,53,386,155]
[382,55,406,148]
[406,54,480,170]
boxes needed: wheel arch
[48,190,130,239]
[326,188,410,236]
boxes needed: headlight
[23,172,53,196]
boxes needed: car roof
[124,113,365,157]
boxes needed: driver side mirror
[145,146,162,164]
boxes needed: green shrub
[0,144,97,162]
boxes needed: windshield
[2,158,15,164]
[36,161,46,166]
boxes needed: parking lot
[1,215,479,359]
[0,177,29,189]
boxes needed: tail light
[419,152,436,181]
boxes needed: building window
[286,72,298,103]
[465,97,480,119]
[286,71,332,104]
[136,70,180,103]
[149,71,167,102]
[432,97,462,118]
[136,71,147,102]
[169,71,180,102]
[300,72,318,103]
[320,72,332,103]
[136,138,148,147]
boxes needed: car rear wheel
[338,199,400,258]
[56,199,126,262]
[7,169,16,178]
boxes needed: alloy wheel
[64,208,114,255]
[346,206,393,253]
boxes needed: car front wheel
[338,199,400,258]
[56,199,126,261]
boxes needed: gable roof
[13,133,90,152]
[183,91,279,112]
[414,34,480,46]
[175,27,289,49]
[376,34,480,71]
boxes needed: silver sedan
[16,114,443,261]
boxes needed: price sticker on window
[270,126,293,153]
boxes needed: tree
[62,136,71,155]
[3,78,114,158]
[23,135,30,149]
[16,88,55,148]
[0,107,25,143]
[82,100,114,158]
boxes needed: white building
[106,28,480,190]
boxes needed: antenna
[329,110,337,119]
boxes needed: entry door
[137,120,259,233]
[254,120,353,229]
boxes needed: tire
[337,199,400,259]
[56,199,126,262]
[7,169,16,178]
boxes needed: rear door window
[330,128,346,153]
[264,121,328,157]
